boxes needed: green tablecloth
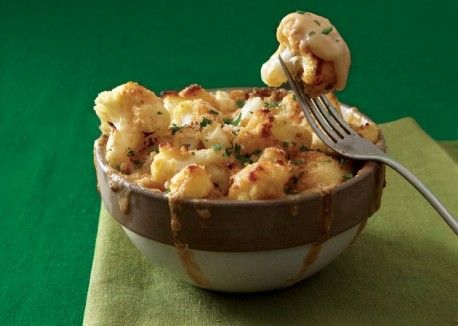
[1,1,458,325]
[83,118,457,326]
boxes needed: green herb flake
[232,113,242,126]
[191,152,196,156]
[132,159,143,167]
[292,94,297,101]
[236,99,245,108]
[209,109,219,115]
[264,101,279,109]
[223,113,242,126]
[296,10,306,14]
[234,143,242,156]
[322,26,334,35]
[299,145,308,152]
[164,188,171,193]
[127,148,136,157]
[212,144,222,151]
[170,123,182,135]
[308,31,316,37]
[223,147,232,157]
[314,19,321,26]
[236,155,252,165]
[200,117,213,129]
[344,172,353,180]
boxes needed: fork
[278,55,458,235]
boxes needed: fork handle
[374,155,458,235]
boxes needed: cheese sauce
[262,12,351,91]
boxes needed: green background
[0,0,456,324]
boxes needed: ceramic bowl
[94,102,386,292]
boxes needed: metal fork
[278,55,458,235]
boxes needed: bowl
[94,102,386,292]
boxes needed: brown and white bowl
[94,102,386,292]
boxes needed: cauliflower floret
[228,148,290,200]
[234,109,275,154]
[214,90,238,113]
[293,151,351,192]
[202,124,233,149]
[94,82,170,167]
[179,84,221,110]
[240,97,264,123]
[150,144,228,188]
[271,102,312,149]
[354,123,379,144]
[261,12,351,96]
[167,164,214,198]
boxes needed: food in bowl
[94,83,378,199]
[92,10,385,292]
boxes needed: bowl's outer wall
[94,103,386,252]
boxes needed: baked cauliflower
[94,83,379,200]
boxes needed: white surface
[122,223,362,292]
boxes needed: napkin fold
[83,118,457,326]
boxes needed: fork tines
[277,55,355,147]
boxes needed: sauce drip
[107,170,131,214]
[195,207,211,229]
[289,188,333,282]
[277,12,351,90]
[167,196,210,287]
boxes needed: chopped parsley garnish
[237,155,252,165]
[132,159,143,167]
[127,148,136,157]
[223,147,232,157]
[234,143,242,156]
[314,19,321,26]
[200,117,213,129]
[236,99,245,108]
[292,94,297,101]
[209,109,219,115]
[224,113,242,126]
[232,143,251,165]
[296,10,306,14]
[191,151,196,156]
[212,144,222,151]
[308,31,316,37]
[344,172,353,180]
[264,101,279,109]
[170,123,182,135]
[164,188,171,193]
[299,145,308,152]
[157,111,163,115]
[322,26,334,35]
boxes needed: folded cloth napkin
[83,118,457,326]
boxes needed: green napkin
[83,118,457,326]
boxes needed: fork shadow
[192,230,457,325]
